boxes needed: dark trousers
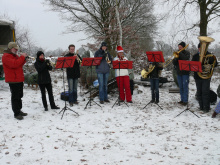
[9,82,23,116]
[195,79,211,110]
[150,78,159,102]
[39,83,55,108]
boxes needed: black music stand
[175,60,202,118]
[112,60,133,108]
[82,57,102,109]
[55,56,79,119]
[143,51,164,110]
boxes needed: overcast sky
[0,0,89,51]
[1,0,220,52]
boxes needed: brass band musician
[148,62,163,104]
[94,42,112,104]
[64,44,82,106]
[34,51,60,111]
[192,42,218,113]
[173,42,190,106]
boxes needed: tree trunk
[115,1,122,46]
[199,0,208,36]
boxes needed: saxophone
[197,36,216,79]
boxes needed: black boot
[14,115,23,120]
[51,105,60,109]
[212,112,217,118]
[19,111,28,116]
[45,107,48,111]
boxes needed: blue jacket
[94,48,112,74]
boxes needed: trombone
[163,44,189,68]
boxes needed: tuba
[197,36,216,79]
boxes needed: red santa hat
[117,46,124,53]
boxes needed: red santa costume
[114,46,132,103]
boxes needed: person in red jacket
[2,42,28,120]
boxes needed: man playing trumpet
[2,42,28,120]
[173,42,190,106]
[94,42,112,104]
[65,44,82,106]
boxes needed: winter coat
[34,58,52,84]
[94,48,112,74]
[192,51,218,80]
[2,49,26,83]
[113,56,129,77]
[173,50,190,75]
[64,53,82,79]
[149,62,163,79]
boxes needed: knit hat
[8,42,19,50]
[101,42,107,47]
[36,51,44,58]
[117,46,124,53]
[178,41,186,48]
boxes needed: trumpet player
[64,44,82,106]
[173,42,190,106]
[2,42,28,120]
[94,42,113,104]
[34,51,60,111]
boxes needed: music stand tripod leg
[84,99,91,110]
[187,109,200,118]
[92,100,102,108]
[112,98,119,108]
[155,103,163,110]
[143,100,152,109]
[175,109,187,118]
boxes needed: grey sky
[0,0,89,51]
[1,0,219,52]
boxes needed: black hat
[198,43,201,48]
[36,51,44,58]
[178,41,186,48]
[101,42,107,47]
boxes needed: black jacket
[34,58,52,84]
[149,63,163,79]
[64,53,82,79]
[192,51,217,80]
[173,50,190,75]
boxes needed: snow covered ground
[0,70,220,165]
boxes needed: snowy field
[0,70,220,165]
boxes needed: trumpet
[105,50,111,64]
[45,59,56,67]
[74,50,82,65]
[26,56,36,62]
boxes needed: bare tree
[44,0,157,57]
[164,0,220,36]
